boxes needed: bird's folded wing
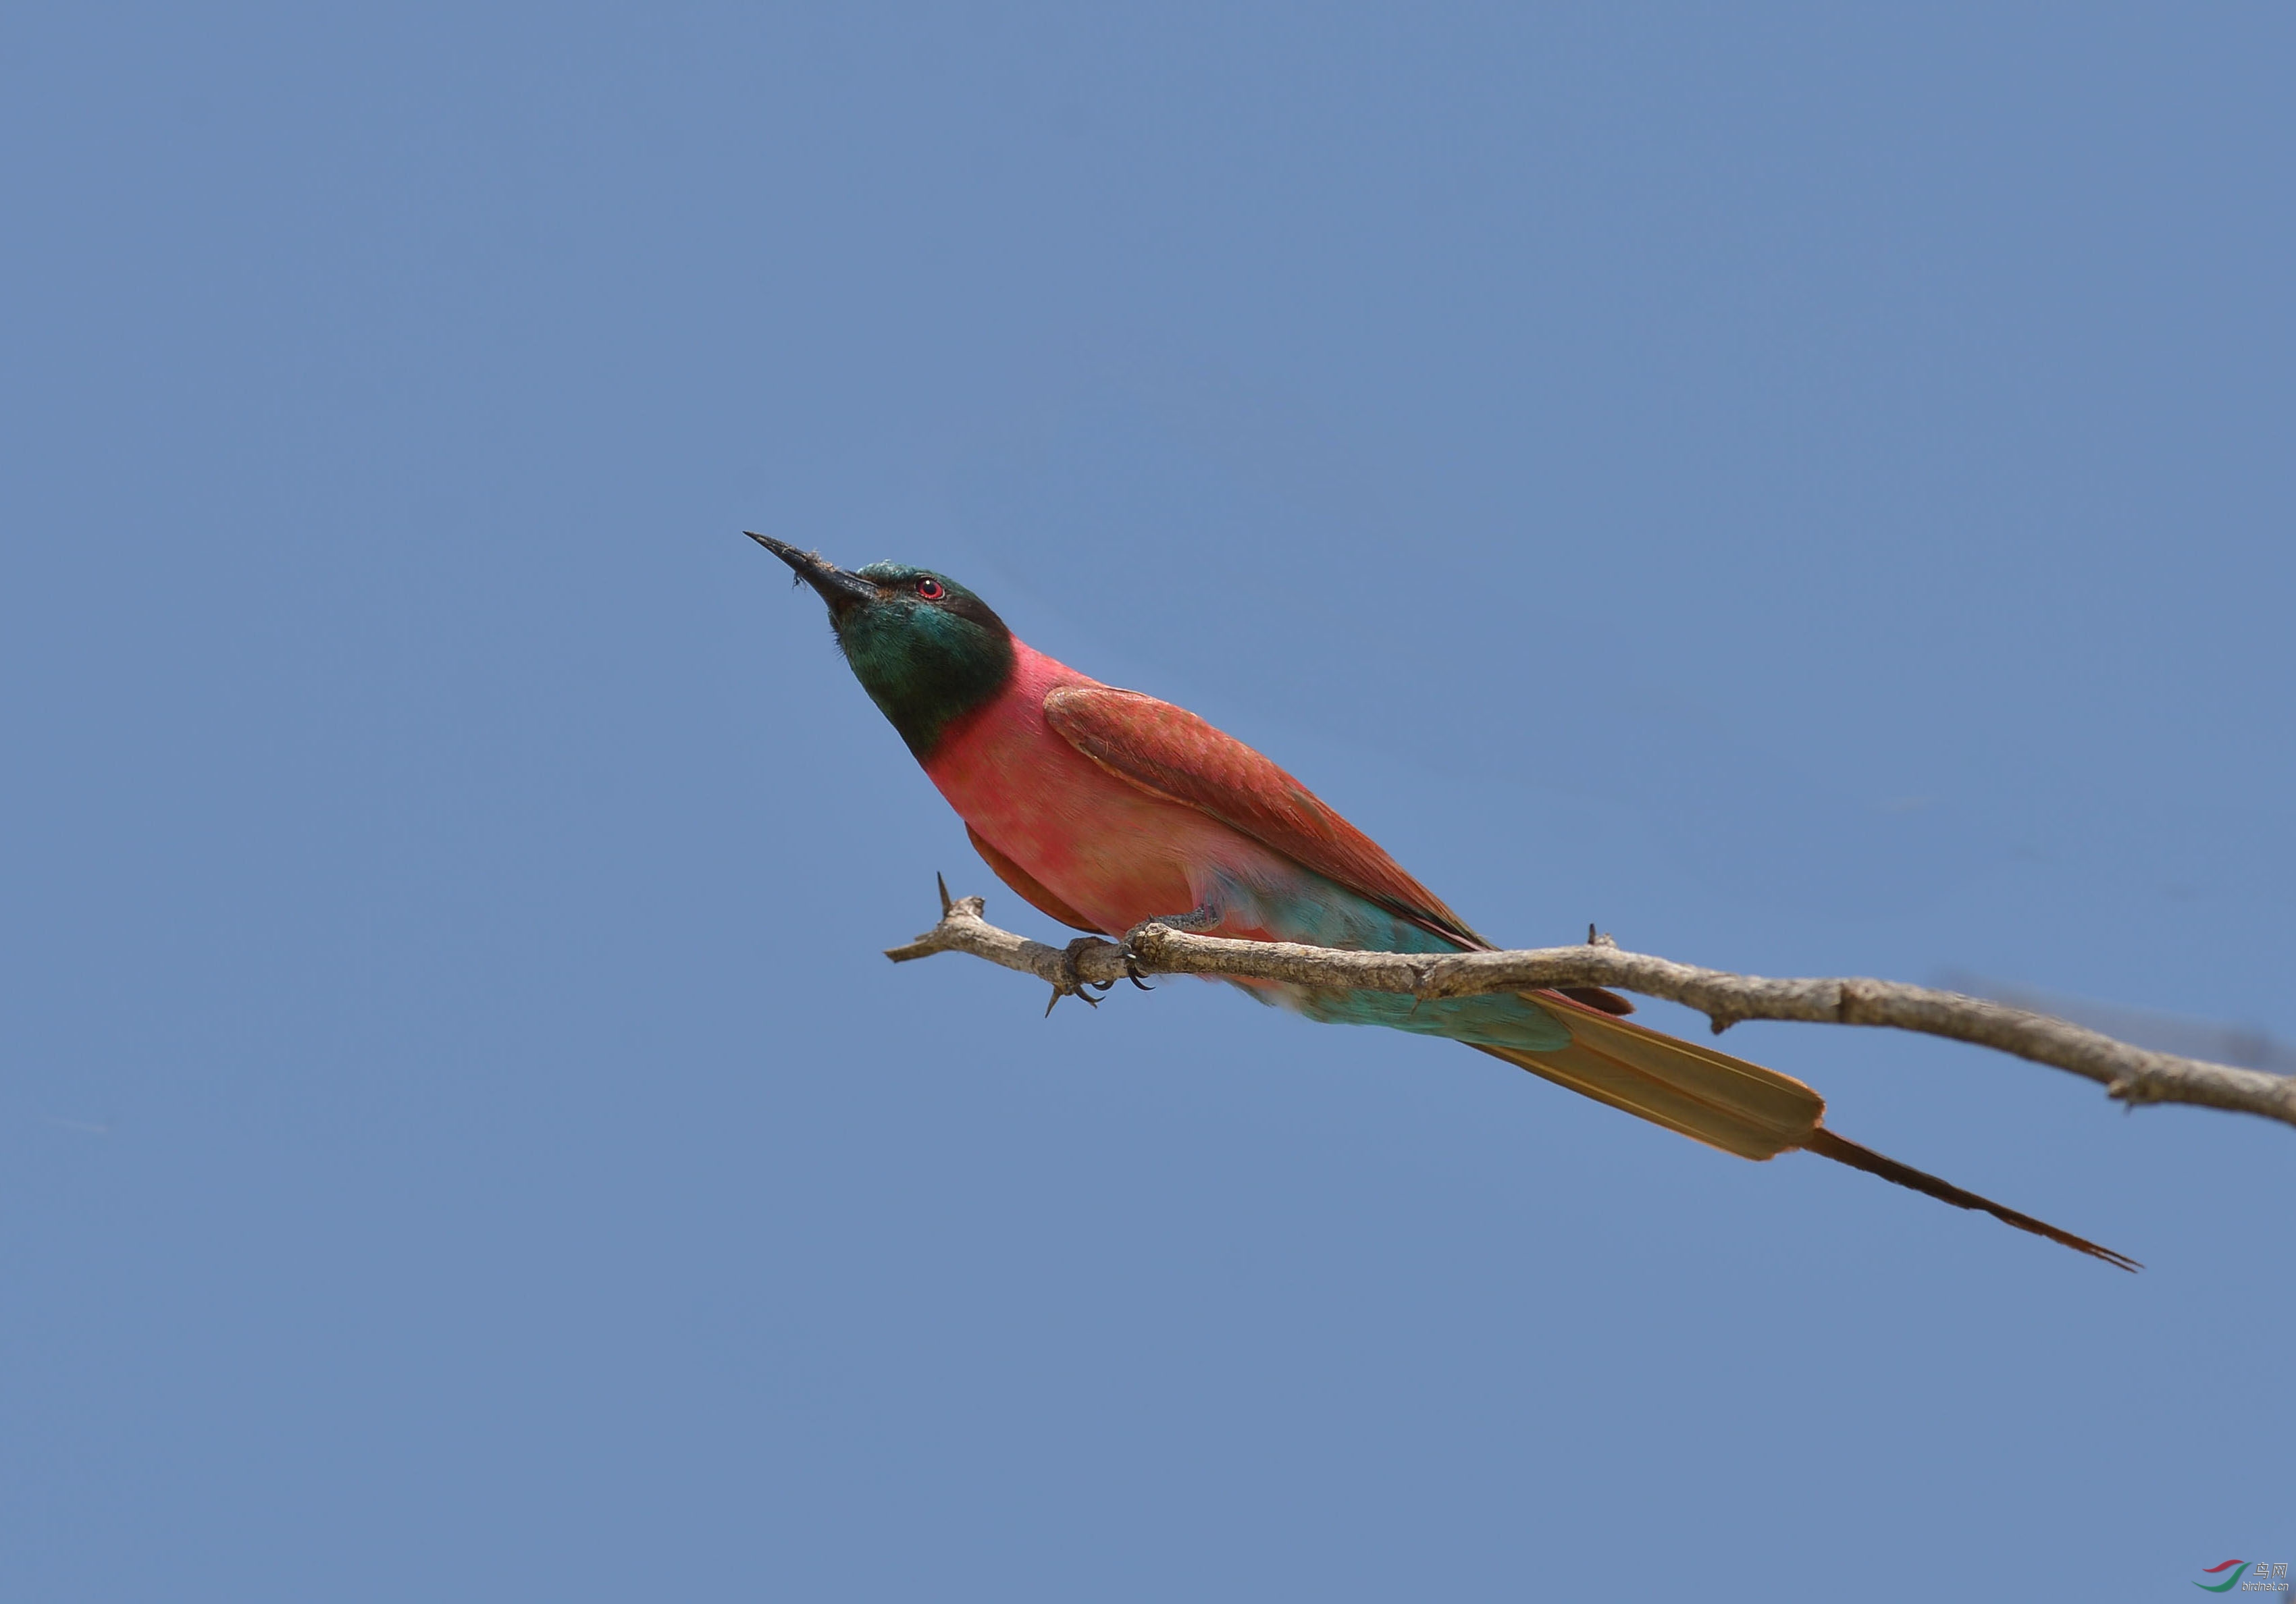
[1043,685,1486,949]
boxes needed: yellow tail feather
[1480,996,2138,1268]
[1477,998,1823,1161]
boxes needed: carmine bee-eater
[750,533,2134,1269]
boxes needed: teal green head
[748,532,1016,757]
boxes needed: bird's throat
[838,610,1018,758]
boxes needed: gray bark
[885,880,2296,1129]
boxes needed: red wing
[1043,685,1486,949]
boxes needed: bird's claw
[1045,909,1215,1012]
[1114,903,1218,990]
[1045,937,1118,1015]
[1120,944,1155,989]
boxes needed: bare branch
[887,888,2296,1130]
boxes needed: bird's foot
[1045,936,1121,1016]
[1118,903,1220,985]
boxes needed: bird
[748,532,2136,1270]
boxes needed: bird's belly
[926,714,1256,934]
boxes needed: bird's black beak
[746,532,881,619]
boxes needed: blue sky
[3,4,2291,1598]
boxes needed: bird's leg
[1119,903,1220,984]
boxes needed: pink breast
[920,644,1283,935]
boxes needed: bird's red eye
[915,577,945,600]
